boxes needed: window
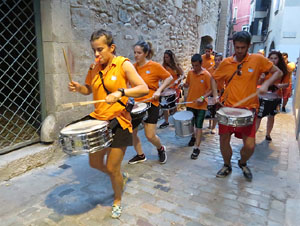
[233,7,238,21]
[242,25,249,32]
[274,0,280,15]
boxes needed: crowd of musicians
[66,29,296,218]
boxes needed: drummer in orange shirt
[128,41,173,165]
[159,50,185,129]
[202,44,215,70]
[68,29,148,218]
[183,54,212,159]
[212,31,283,181]
[256,50,289,141]
[207,53,223,134]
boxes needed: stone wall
[40,0,220,129]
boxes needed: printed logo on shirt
[111,75,117,81]
[248,68,254,73]
[201,80,204,83]
[146,70,150,74]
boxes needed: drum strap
[219,62,244,102]
[99,71,126,107]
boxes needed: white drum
[59,120,113,155]
[159,88,178,110]
[173,111,194,137]
[131,102,149,120]
[216,107,254,127]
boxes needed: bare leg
[266,116,275,136]
[195,128,202,148]
[132,127,144,155]
[106,147,126,206]
[282,98,288,108]
[211,120,217,130]
[219,133,232,165]
[144,122,162,149]
[89,148,109,173]
[163,110,169,123]
[240,135,255,164]
[255,117,262,132]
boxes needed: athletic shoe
[128,154,147,164]
[282,107,286,112]
[265,135,272,141]
[111,204,122,218]
[210,129,216,134]
[238,160,253,181]
[159,121,169,129]
[216,164,232,178]
[158,146,167,164]
[191,148,200,159]
[188,137,196,146]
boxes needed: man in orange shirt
[212,31,283,181]
[183,54,212,159]
[201,44,215,69]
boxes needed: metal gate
[0,0,44,154]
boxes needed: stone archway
[200,36,213,54]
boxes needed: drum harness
[99,71,134,129]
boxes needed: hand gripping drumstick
[232,90,259,108]
[62,48,73,82]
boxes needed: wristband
[118,88,125,96]
[200,96,204,100]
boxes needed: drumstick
[233,91,259,107]
[60,99,106,109]
[62,48,73,82]
[164,75,185,90]
[176,101,195,105]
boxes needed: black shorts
[257,98,281,118]
[144,103,160,124]
[68,115,132,148]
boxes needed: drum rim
[61,120,109,134]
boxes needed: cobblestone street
[0,103,299,226]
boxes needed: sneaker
[265,135,272,141]
[238,160,253,181]
[210,129,216,134]
[111,204,122,218]
[191,148,200,159]
[158,146,167,164]
[282,107,286,112]
[216,164,232,178]
[122,172,129,190]
[128,154,147,164]
[188,137,196,146]
[159,121,169,129]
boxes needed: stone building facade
[40,0,220,131]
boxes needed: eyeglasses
[237,63,243,76]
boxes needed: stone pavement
[0,102,299,226]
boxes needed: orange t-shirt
[208,66,224,92]
[265,70,290,97]
[213,53,273,109]
[186,69,211,110]
[165,66,179,89]
[134,60,171,106]
[85,56,132,132]
[202,54,215,69]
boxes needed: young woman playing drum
[128,41,173,164]
[256,50,289,141]
[159,50,184,129]
[68,29,148,218]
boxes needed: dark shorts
[219,116,257,139]
[144,103,160,124]
[68,115,132,148]
[187,107,206,129]
[257,98,281,118]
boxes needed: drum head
[61,120,108,135]
[173,110,194,120]
[132,102,148,114]
[218,107,252,117]
[161,88,176,96]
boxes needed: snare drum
[216,107,254,127]
[59,120,113,155]
[159,88,178,110]
[258,92,281,118]
[173,111,194,137]
[131,102,149,120]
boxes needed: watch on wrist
[118,88,125,96]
